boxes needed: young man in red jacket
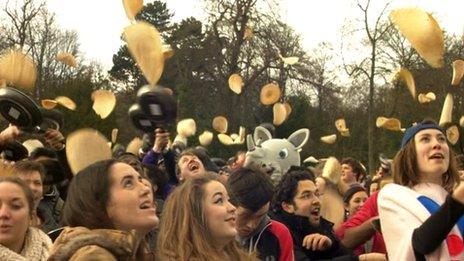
[227,165,294,261]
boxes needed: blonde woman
[157,173,256,260]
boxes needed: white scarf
[0,227,52,261]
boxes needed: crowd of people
[0,118,462,260]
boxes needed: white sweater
[0,227,52,261]
[379,183,464,260]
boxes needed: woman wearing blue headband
[378,119,464,260]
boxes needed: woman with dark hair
[157,173,255,260]
[342,186,368,221]
[334,186,369,256]
[48,159,158,260]
[379,120,464,260]
[0,176,52,260]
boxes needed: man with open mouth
[176,150,207,181]
[271,167,358,260]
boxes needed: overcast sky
[45,0,464,70]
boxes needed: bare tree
[342,0,392,172]
[2,0,82,98]
[306,43,340,115]
[3,0,45,49]
[197,0,314,128]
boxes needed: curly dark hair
[271,167,315,213]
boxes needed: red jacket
[238,217,294,261]
[335,191,386,254]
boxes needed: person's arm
[314,223,354,260]
[412,195,464,255]
[378,184,452,260]
[142,150,163,165]
[294,232,358,261]
[161,149,178,184]
[142,128,169,165]
[342,218,377,248]
[44,130,73,180]
[342,192,379,248]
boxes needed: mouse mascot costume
[244,126,309,184]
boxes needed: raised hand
[44,129,65,150]
[153,128,170,153]
[0,125,20,144]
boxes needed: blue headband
[400,123,444,149]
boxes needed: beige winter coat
[47,226,155,261]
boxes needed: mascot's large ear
[287,128,310,150]
[253,126,272,146]
[246,134,255,151]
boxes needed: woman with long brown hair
[379,120,464,260]
[48,159,158,260]
[157,173,255,260]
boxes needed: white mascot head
[244,126,310,184]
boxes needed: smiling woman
[157,173,256,260]
[379,119,464,260]
[0,177,52,260]
[47,159,158,260]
